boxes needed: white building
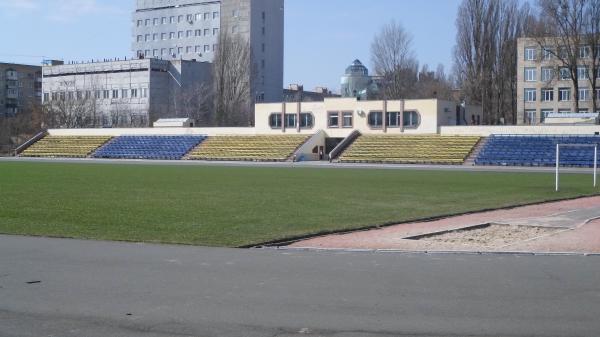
[132,0,284,102]
[42,58,211,127]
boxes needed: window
[403,111,420,128]
[368,111,383,128]
[178,15,183,22]
[213,44,217,51]
[559,87,571,101]
[145,34,150,41]
[558,46,568,59]
[121,89,128,98]
[43,92,49,101]
[596,89,600,100]
[262,43,265,52]
[141,88,148,98]
[195,29,202,36]
[213,28,219,35]
[541,88,554,102]
[153,33,158,41]
[186,46,192,53]
[112,89,119,99]
[578,108,589,113]
[342,111,353,128]
[579,87,590,101]
[131,88,138,98]
[386,111,400,127]
[94,90,101,99]
[137,20,143,27]
[103,90,110,99]
[579,46,591,59]
[145,19,150,26]
[144,49,151,57]
[178,31,184,38]
[328,111,339,128]
[153,18,159,25]
[232,25,238,34]
[169,48,175,55]
[541,67,554,82]
[558,109,571,114]
[161,17,167,24]
[213,11,219,19]
[204,45,210,52]
[543,47,554,60]
[170,16,175,23]
[300,113,313,128]
[269,113,282,128]
[262,26,265,35]
[285,114,296,128]
[161,33,167,40]
[185,30,192,37]
[524,47,537,61]
[204,28,210,36]
[541,109,553,123]
[524,109,536,125]
[195,45,201,53]
[232,9,239,17]
[577,66,589,80]
[261,59,265,69]
[170,32,175,39]
[559,67,570,80]
[186,14,193,22]
[195,13,201,21]
[137,35,143,42]
[524,88,536,102]
[524,67,537,82]
[178,47,183,54]
[204,12,210,20]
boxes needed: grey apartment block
[42,58,210,127]
[132,0,283,102]
[0,63,42,117]
[517,37,600,125]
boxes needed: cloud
[0,0,127,22]
[0,0,40,11]
[45,0,128,22]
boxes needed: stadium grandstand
[14,98,600,166]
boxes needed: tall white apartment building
[517,37,599,125]
[132,0,284,102]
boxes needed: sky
[0,0,461,93]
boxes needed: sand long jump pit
[289,196,600,254]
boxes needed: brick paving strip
[289,196,600,254]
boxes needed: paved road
[1,236,600,336]
[1,156,597,174]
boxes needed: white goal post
[555,144,598,192]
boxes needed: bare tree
[212,28,254,126]
[370,20,419,99]
[454,0,532,124]
[171,82,213,126]
[583,0,600,115]
[534,0,588,114]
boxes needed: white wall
[439,125,600,136]
[48,127,257,137]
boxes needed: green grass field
[0,161,597,247]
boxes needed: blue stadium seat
[474,135,600,167]
[93,135,207,160]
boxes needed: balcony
[5,71,18,81]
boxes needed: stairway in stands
[463,137,488,166]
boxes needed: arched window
[403,110,420,128]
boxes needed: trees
[533,0,600,115]
[212,27,254,126]
[453,0,532,124]
[370,20,419,99]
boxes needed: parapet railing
[14,130,47,156]
[329,130,361,162]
